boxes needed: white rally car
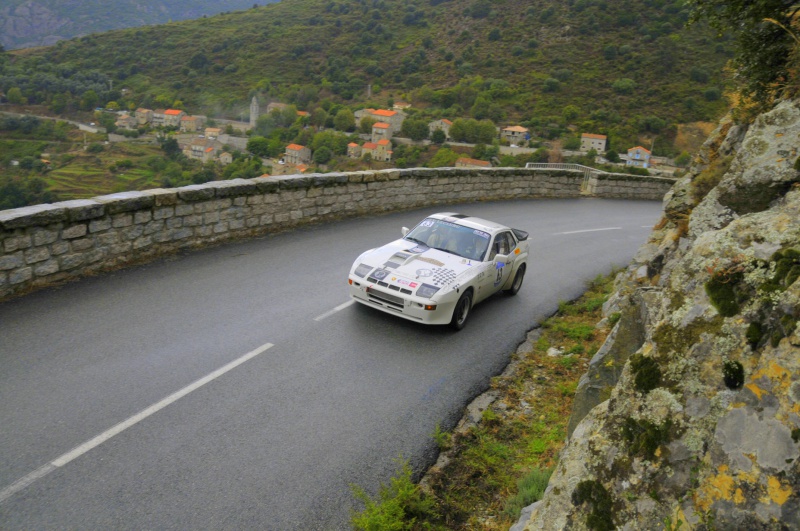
[348,213,529,330]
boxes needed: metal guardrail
[524,163,608,191]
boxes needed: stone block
[9,267,32,285]
[62,224,88,239]
[89,218,112,233]
[60,254,85,270]
[133,236,153,250]
[149,188,179,206]
[112,213,133,228]
[0,204,67,230]
[25,247,50,264]
[96,233,119,246]
[94,190,156,214]
[153,207,175,220]
[71,238,94,252]
[0,253,23,270]
[34,259,59,276]
[209,178,258,197]
[3,234,32,252]
[143,220,164,235]
[177,184,216,202]
[134,211,153,224]
[59,199,105,222]
[175,204,194,216]
[51,241,69,256]
[32,229,59,246]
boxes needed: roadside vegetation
[351,272,619,530]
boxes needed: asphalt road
[0,198,663,530]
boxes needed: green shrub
[503,467,554,518]
[351,459,438,530]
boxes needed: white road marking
[0,342,274,505]
[314,299,355,321]
[554,227,622,235]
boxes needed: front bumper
[348,278,457,326]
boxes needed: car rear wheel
[450,291,473,330]
[505,265,525,295]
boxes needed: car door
[478,231,516,298]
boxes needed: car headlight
[354,263,373,278]
[416,283,440,299]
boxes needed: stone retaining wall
[0,167,674,301]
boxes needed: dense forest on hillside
[0,0,276,50]
[2,0,733,153]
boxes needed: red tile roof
[377,139,390,146]
[286,143,306,151]
[362,142,378,149]
[456,157,491,167]
[629,146,652,154]
[165,109,183,115]
[373,122,390,129]
[372,109,397,117]
[582,133,607,139]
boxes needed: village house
[184,139,221,163]
[284,143,312,165]
[361,139,392,162]
[355,108,406,133]
[163,109,185,127]
[180,115,207,133]
[347,142,362,158]
[392,101,412,112]
[371,122,392,143]
[204,127,222,140]
[429,119,453,140]
[219,152,233,165]
[501,125,529,145]
[135,108,153,126]
[626,146,652,168]
[115,113,138,130]
[580,133,607,152]
[266,102,289,114]
[455,157,492,169]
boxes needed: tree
[686,0,798,100]
[160,137,181,159]
[333,108,355,131]
[313,146,333,164]
[7,87,25,105]
[431,129,446,144]
[80,89,99,111]
[400,119,429,141]
[247,136,271,157]
[427,147,460,167]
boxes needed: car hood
[357,239,483,292]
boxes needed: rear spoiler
[513,229,529,241]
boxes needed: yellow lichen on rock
[765,476,793,505]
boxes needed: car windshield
[405,218,491,261]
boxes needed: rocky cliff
[523,99,800,529]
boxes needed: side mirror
[401,227,410,236]
[494,253,509,265]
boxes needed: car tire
[505,265,525,296]
[450,291,473,330]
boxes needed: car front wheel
[505,265,525,295]
[450,291,473,330]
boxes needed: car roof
[428,212,507,232]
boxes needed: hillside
[0,0,277,51]
[2,0,732,153]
